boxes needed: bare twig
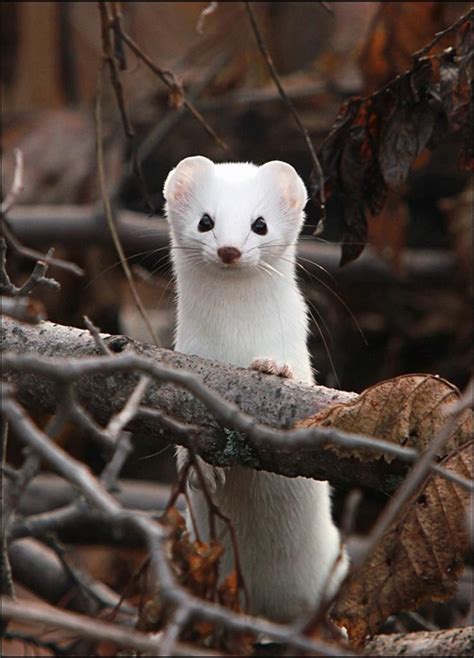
[117,29,229,151]
[97,1,154,212]
[1,240,60,297]
[413,7,474,60]
[99,431,133,491]
[0,598,216,657]
[1,149,24,215]
[83,315,112,355]
[0,218,84,276]
[2,392,120,516]
[1,157,83,277]
[196,2,218,34]
[1,393,353,656]
[10,537,134,615]
[139,51,231,163]
[158,604,190,656]
[244,1,327,229]
[95,66,159,346]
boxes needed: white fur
[164,157,347,622]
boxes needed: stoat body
[163,157,347,622]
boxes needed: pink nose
[217,246,241,264]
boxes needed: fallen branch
[365,625,474,657]
[2,318,471,495]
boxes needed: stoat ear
[260,161,308,212]
[163,156,213,206]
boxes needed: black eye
[198,213,214,232]
[251,217,267,235]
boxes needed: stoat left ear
[260,161,308,212]
[163,155,213,206]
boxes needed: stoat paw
[251,357,294,379]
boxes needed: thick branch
[1,317,454,495]
[365,626,474,657]
[9,538,132,615]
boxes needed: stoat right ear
[163,156,213,207]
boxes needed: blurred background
[1,3,472,645]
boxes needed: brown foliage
[297,374,473,462]
[317,9,473,265]
[334,443,472,644]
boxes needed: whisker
[305,300,341,388]
[260,257,341,386]
[261,250,366,345]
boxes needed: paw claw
[251,357,294,379]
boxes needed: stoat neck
[173,247,311,379]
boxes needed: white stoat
[163,156,347,622]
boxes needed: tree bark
[365,626,474,656]
[1,317,414,493]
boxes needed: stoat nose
[217,246,241,264]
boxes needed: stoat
[163,156,347,622]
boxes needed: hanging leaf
[316,9,473,265]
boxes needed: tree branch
[2,318,471,495]
[365,625,474,657]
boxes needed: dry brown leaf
[333,443,473,644]
[298,374,472,462]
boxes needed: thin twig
[1,240,60,297]
[83,315,112,355]
[158,604,190,656]
[100,431,133,491]
[117,29,229,151]
[1,217,84,276]
[413,7,474,60]
[98,1,155,213]
[0,598,216,657]
[1,149,24,215]
[1,393,353,655]
[95,66,159,346]
[244,1,327,228]
[196,2,218,34]
[0,154,83,277]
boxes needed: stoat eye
[251,217,267,235]
[198,213,214,232]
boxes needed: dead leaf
[333,443,473,644]
[297,374,473,463]
[316,9,473,265]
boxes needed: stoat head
[163,156,307,272]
